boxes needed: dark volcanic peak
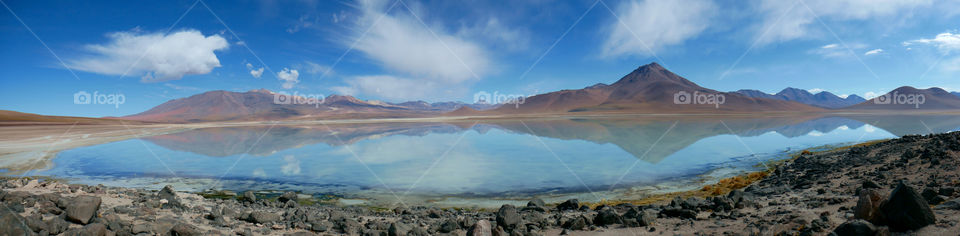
[953,91,960,98]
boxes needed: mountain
[847,86,960,110]
[392,101,499,111]
[124,89,428,122]
[952,91,960,98]
[734,88,866,109]
[488,63,822,114]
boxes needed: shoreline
[3,132,959,235]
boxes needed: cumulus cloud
[864,48,884,55]
[335,0,498,101]
[68,29,228,82]
[864,91,880,99]
[753,0,934,45]
[246,63,264,78]
[905,31,960,71]
[808,88,824,94]
[601,0,716,58]
[277,68,300,89]
[350,0,489,82]
[904,31,960,53]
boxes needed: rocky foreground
[3,132,960,235]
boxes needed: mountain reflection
[142,114,960,163]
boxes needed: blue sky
[2,0,960,117]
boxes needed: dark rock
[242,191,257,203]
[439,219,458,233]
[79,223,109,236]
[523,199,547,212]
[46,217,71,235]
[66,196,101,225]
[935,198,960,210]
[247,211,282,224]
[921,188,939,202]
[833,220,876,236]
[496,205,521,231]
[928,195,947,205]
[661,208,697,219]
[0,205,30,236]
[880,182,936,232]
[467,220,492,236]
[158,185,183,209]
[593,208,623,226]
[170,223,202,236]
[557,199,580,211]
[283,232,317,236]
[940,187,955,196]
[561,215,589,230]
[636,210,655,226]
[25,214,45,233]
[711,196,734,212]
[862,180,882,189]
[407,226,429,236]
[279,191,298,203]
[853,188,885,224]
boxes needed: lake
[14,114,960,207]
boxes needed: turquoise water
[30,114,960,205]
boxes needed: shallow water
[19,114,960,206]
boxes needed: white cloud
[810,43,866,58]
[277,68,300,89]
[905,31,960,53]
[287,15,320,34]
[906,31,960,71]
[864,91,879,99]
[350,0,489,82]
[303,61,332,76]
[281,155,300,175]
[456,18,529,52]
[246,63,264,78]
[337,75,467,101]
[601,0,716,58]
[68,29,228,82]
[838,94,850,99]
[808,88,824,94]
[753,0,934,45]
[864,48,884,55]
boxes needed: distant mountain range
[123,89,497,122]
[6,62,957,123]
[733,88,866,109]
[483,62,821,114]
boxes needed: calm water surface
[25,114,960,206]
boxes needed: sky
[1,0,960,117]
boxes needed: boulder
[279,191,298,203]
[557,199,580,211]
[661,208,697,219]
[247,211,282,224]
[495,204,521,231]
[0,205,31,236]
[79,223,109,236]
[935,198,960,210]
[170,223,202,236]
[468,220,492,236]
[593,208,623,226]
[66,196,101,225]
[242,191,257,203]
[833,220,876,236]
[561,216,588,230]
[524,198,547,212]
[880,182,936,232]
[853,188,885,224]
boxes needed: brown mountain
[488,62,821,114]
[846,86,960,110]
[124,89,430,122]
